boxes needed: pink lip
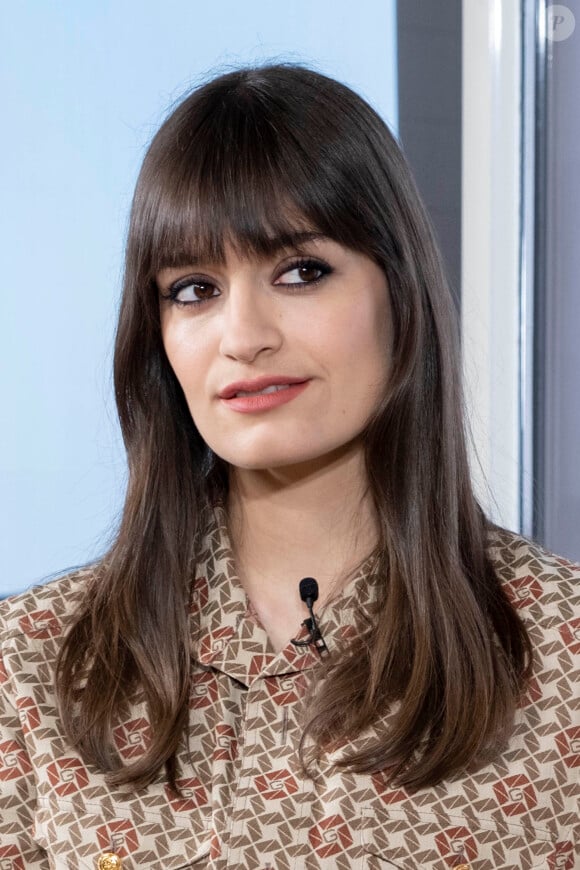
[220,380,311,413]
[218,375,309,399]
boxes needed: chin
[219,453,312,471]
[218,443,353,476]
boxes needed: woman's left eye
[276,258,332,286]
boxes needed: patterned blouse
[1,503,578,869]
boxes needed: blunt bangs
[132,68,384,283]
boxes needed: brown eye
[187,283,216,301]
[165,278,219,307]
[297,264,323,282]
[276,258,331,286]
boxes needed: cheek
[329,296,391,383]
[161,323,209,390]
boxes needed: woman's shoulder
[0,564,97,647]
[0,568,99,706]
[487,525,579,623]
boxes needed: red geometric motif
[504,575,543,609]
[46,757,89,796]
[283,647,315,670]
[210,829,221,860]
[308,815,353,858]
[264,675,301,706]
[0,654,7,685]
[113,718,151,760]
[191,575,209,612]
[254,768,299,800]
[337,624,357,643]
[213,723,238,762]
[0,846,24,869]
[519,676,542,708]
[249,655,273,677]
[18,609,61,639]
[0,740,32,781]
[493,774,537,815]
[555,727,580,768]
[435,826,478,866]
[371,771,407,805]
[199,627,235,659]
[96,820,139,855]
[165,777,208,812]
[548,840,575,869]
[190,669,219,709]
[559,618,580,655]
[16,696,40,734]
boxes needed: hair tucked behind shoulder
[56,62,532,794]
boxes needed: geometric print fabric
[1,502,578,868]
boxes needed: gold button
[97,853,123,870]
[455,865,471,870]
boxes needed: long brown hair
[56,62,532,792]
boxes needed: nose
[218,279,283,362]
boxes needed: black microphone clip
[290,577,329,658]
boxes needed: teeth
[235,384,292,397]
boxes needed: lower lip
[220,381,311,413]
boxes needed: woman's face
[157,232,392,474]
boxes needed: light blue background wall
[0,2,398,597]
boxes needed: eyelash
[162,257,333,309]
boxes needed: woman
[1,63,578,869]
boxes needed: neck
[226,441,379,606]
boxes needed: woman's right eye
[165,279,218,308]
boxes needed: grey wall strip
[396,0,462,309]
[533,0,580,560]
[519,0,541,539]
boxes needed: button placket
[225,686,262,853]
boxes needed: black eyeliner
[275,256,332,285]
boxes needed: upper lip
[218,375,310,399]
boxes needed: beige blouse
[1,503,578,868]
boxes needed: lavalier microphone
[290,577,329,657]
